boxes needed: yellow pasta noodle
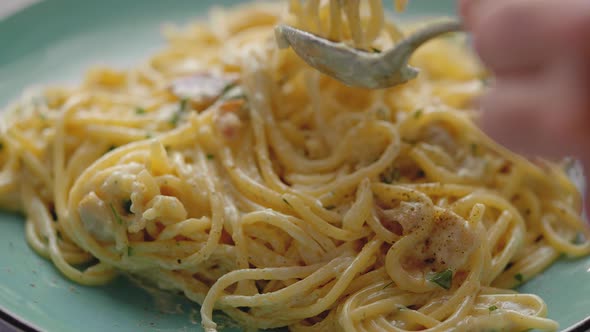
[0,1,588,331]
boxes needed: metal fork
[274,20,463,89]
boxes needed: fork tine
[275,24,380,86]
[275,20,463,89]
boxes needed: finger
[478,61,588,161]
[457,0,475,26]
[471,0,590,75]
[478,79,552,158]
[458,0,498,29]
[470,0,570,74]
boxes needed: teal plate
[0,1,589,331]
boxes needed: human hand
[459,0,590,212]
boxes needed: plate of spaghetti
[1,1,590,332]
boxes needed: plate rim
[1,306,43,332]
[0,1,589,332]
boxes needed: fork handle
[383,20,464,62]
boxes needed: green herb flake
[170,98,190,127]
[470,143,478,155]
[123,199,133,215]
[381,167,401,184]
[382,281,394,289]
[179,98,189,112]
[0,142,4,151]
[514,273,524,283]
[127,247,133,256]
[227,93,247,101]
[135,107,146,115]
[413,109,423,119]
[221,82,237,95]
[375,107,388,120]
[169,112,181,127]
[488,305,498,312]
[428,269,453,290]
[371,47,382,53]
[282,198,292,207]
[107,145,117,153]
[56,231,63,241]
[109,203,123,225]
[207,154,215,160]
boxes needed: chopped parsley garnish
[488,305,498,312]
[206,154,215,160]
[428,269,453,290]
[56,231,63,241]
[0,141,4,151]
[135,107,146,115]
[127,247,133,256]
[381,168,401,184]
[179,98,189,111]
[514,273,524,283]
[220,83,248,101]
[371,47,382,53]
[169,112,181,126]
[170,98,189,126]
[470,143,479,155]
[109,203,123,225]
[123,199,133,215]
[413,109,423,119]
[376,107,388,119]
[107,145,117,153]
[227,93,247,101]
[282,198,292,207]
[221,82,237,95]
